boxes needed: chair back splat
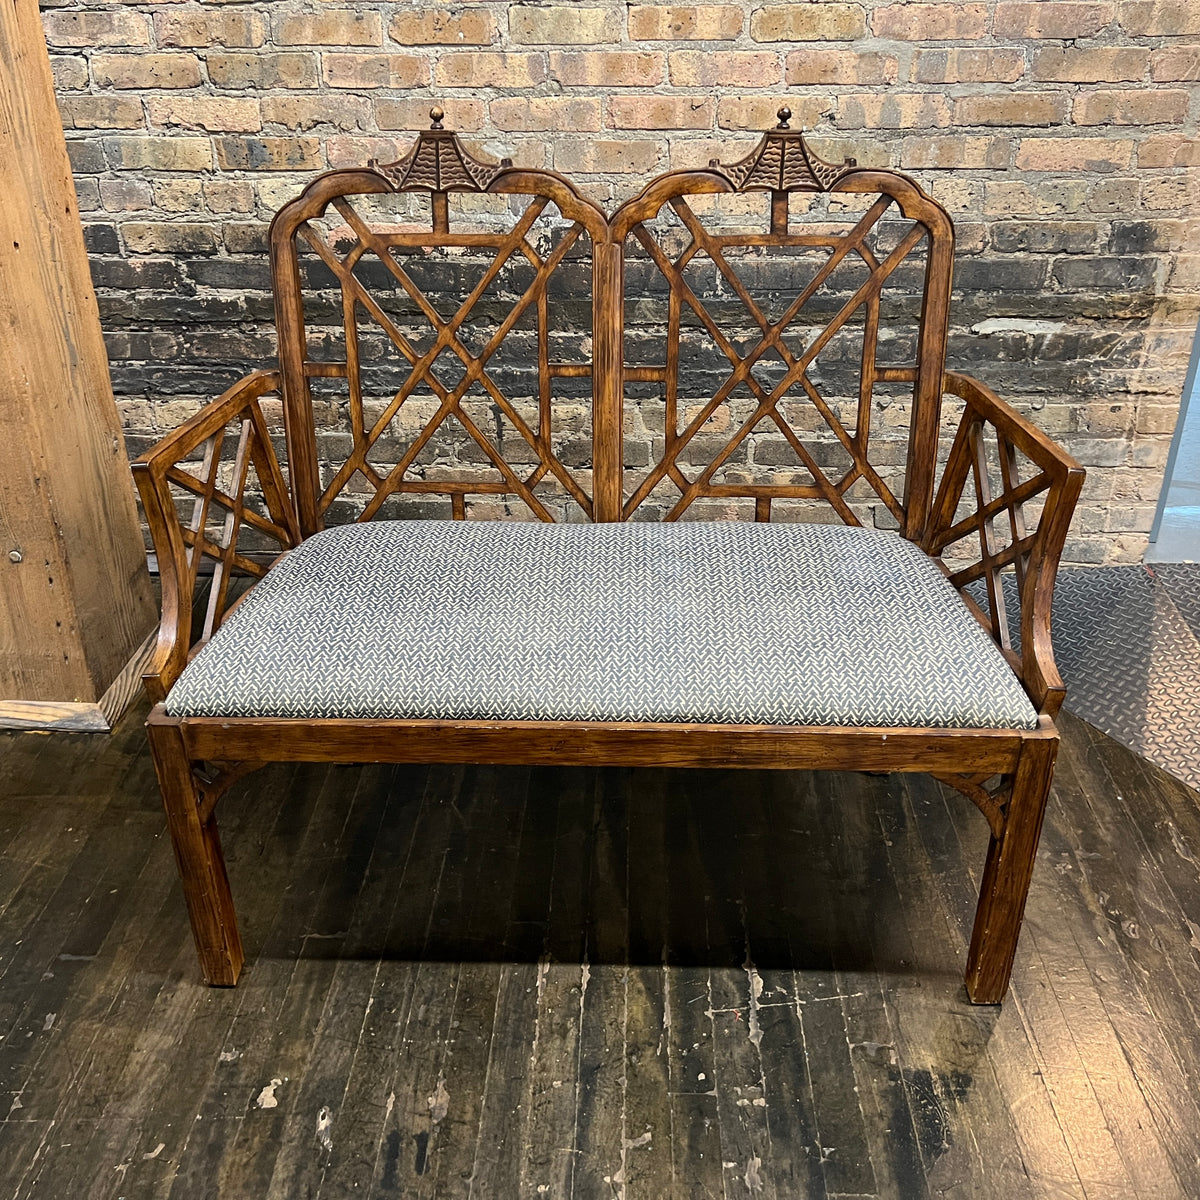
[267,107,954,541]
[131,109,1085,1004]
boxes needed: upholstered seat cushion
[165,520,1038,730]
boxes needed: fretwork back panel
[268,113,954,537]
[275,178,600,528]
[618,187,939,528]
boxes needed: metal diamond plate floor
[1051,564,1200,792]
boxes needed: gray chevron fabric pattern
[165,520,1039,729]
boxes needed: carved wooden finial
[703,114,858,193]
[369,115,513,194]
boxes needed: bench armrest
[924,371,1085,719]
[131,370,300,703]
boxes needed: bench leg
[963,735,1058,1005]
[147,721,244,986]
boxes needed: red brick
[1073,89,1189,125]
[389,9,495,45]
[208,53,317,90]
[1016,138,1134,171]
[1151,47,1200,81]
[838,94,952,130]
[377,99,487,132]
[913,49,1025,83]
[489,97,604,132]
[1119,1,1200,35]
[668,50,781,86]
[717,96,834,131]
[324,54,430,89]
[60,96,144,130]
[610,95,714,129]
[1137,135,1200,166]
[148,97,262,133]
[786,49,897,85]
[1032,47,1149,81]
[627,6,743,40]
[214,137,324,171]
[436,52,547,87]
[92,54,201,89]
[750,4,865,41]
[954,93,1068,127]
[42,9,149,47]
[277,11,382,47]
[872,3,987,39]
[154,9,267,48]
[993,2,1115,38]
[902,135,1013,169]
[554,139,662,174]
[549,51,664,87]
[510,7,621,44]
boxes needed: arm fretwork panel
[618,190,931,526]
[925,372,1085,718]
[282,187,599,526]
[132,370,300,701]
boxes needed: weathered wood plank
[621,771,677,1198]
[0,0,156,706]
[519,768,594,1199]
[466,767,554,1197]
[900,773,1088,1198]
[2,712,1200,1198]
[569,772,629,1198]
[422,766,528,1196]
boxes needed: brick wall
[44,0,1200,562]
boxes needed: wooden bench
[133,110,1084,1003]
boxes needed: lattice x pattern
[268,110,611,535]
[610,110,955,536]
[925,371,1085,718]
[132,369,300,702]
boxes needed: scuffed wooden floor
[1,705,1199,1198]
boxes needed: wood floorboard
[909,777,1092,1199]
[2,704,1200,1198]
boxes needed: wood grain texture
[130,116,1086,1005]
[166,710,1031,773]
[1,709,1199,1197]
[0,0,156,705]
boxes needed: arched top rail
[610,108,953,243]
[268,109,610,246]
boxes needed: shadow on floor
[3,703,1200,1197]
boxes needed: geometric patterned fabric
[165,520,1039,729]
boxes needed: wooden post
[591,241,624,522]
[0,0,158,731]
